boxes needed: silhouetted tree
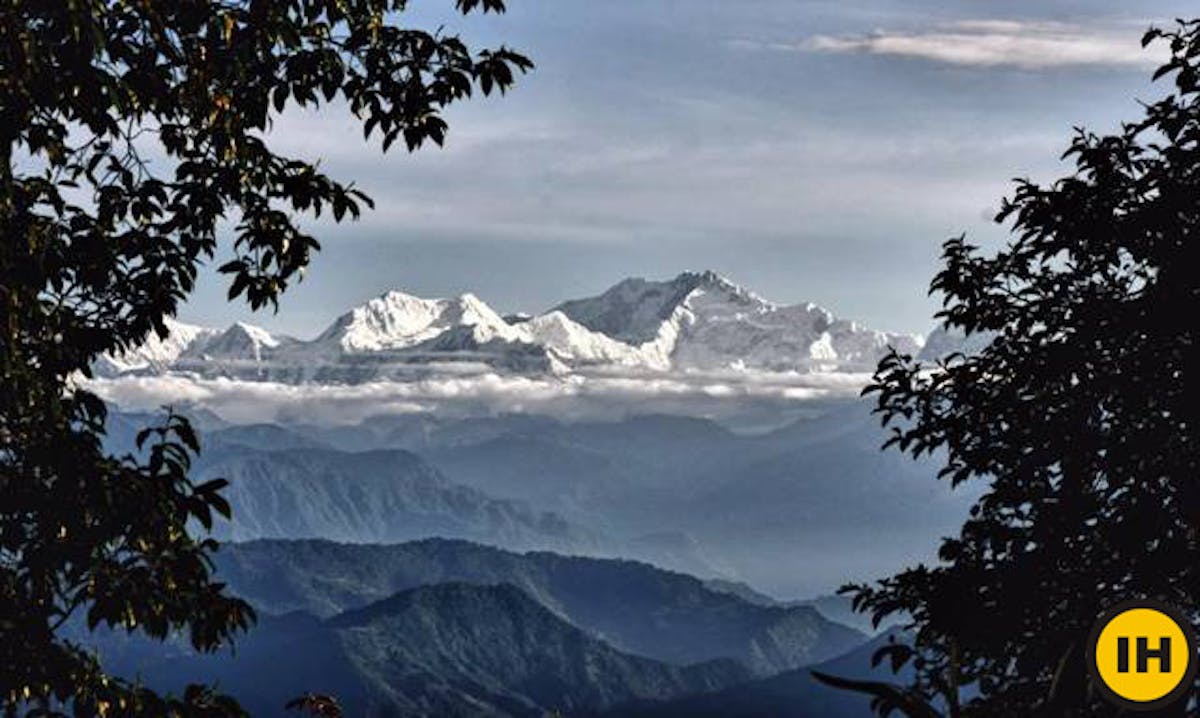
[0,1,529,714]
[819,19,1200,718]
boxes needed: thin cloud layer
[792,20,1166,69]
[85,370,869,428]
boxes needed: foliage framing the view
[822,19,1200,718]
[0,1,529,715]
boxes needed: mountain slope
[674,399,974,595]
[215,538,866,676]
[376,401,971,597]
[175,321,296,377]
[327,583,748,715]
[610,629,911,718]
[519,310,664,368]
[93,317,219,376]
[556,273,712,345]
[556,271,923,372]
[315,290,523,353]
[112,584,749,718]
[195,447,598,554]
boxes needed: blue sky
[181,0,1195,336]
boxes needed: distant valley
[106,398,973,597]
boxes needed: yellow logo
[1088,600,1198,711]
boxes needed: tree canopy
[822,19,1200,718]
[0,1,529,715]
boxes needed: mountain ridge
[192,445,601,554]
[106,582,752,718]
[215,537,867,676]
[96,271,929,381]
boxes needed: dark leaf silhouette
[0,0,529,714]
[831,17,1200,717]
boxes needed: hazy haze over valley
[95,271,976,598]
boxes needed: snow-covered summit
[93,317,219,377]
[316,290,523,353]
[555,270,756,345]
[95,271,928,382]
[184,321,287,362]
[557,271,923,372]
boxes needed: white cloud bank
[85,370,870,428]
[764,20,1168,69]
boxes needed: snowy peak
[318,290,521,353]
[679,269,764,303]
[555,270,756,345]
[94,317,219,376]
[556,271,921,372]
[229,321,282,349]
[518,311,665,368]
[181,321,289,363]
[95,272,927,382]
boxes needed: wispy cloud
[86,371,868,426]
[748,20,1167,69]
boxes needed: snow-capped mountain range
[95,271,931,383]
